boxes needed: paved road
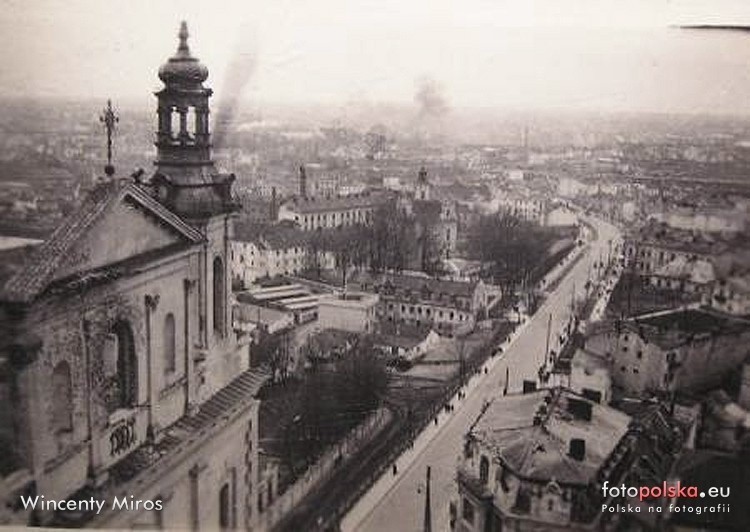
[342,217,621,532]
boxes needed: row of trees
[279,337,389,476]
[464,213,575,291]
[304,200,444,285]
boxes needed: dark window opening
[110,320,138,412]
[52,361,73,433]
[213,256,226,337]
[164,313,176,374]
[219,483,230,529]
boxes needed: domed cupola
[150,22,238,220]
[158,21,209,88]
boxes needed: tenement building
[230,221,335,286]
[584,306,750,399]
[350,271,500,336]
[453,387,681,532]
[276,167,390,231]
[0,23,266,529]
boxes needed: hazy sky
[2,0,750,114]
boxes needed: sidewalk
[340,315,531,532]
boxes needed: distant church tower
[416,165,430,201]
[150,22,238,353]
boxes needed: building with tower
[0,22,267,529]
[453,388,682,532]
[402,167,458,266]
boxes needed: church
[0,22,267,529]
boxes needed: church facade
[0,23,266,529]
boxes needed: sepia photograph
[0,0,749,530]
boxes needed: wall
[97,401,258,530]
[317,295,378,333]
[17,247,201,505]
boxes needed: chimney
[299,165,307,199]
[569,438,586,461]
[568,398,593,421]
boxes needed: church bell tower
[151,22,236,219]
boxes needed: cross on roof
[99,99,119,176]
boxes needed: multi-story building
[231,222,335,286]
[584,306,750,399]
[276,186,389,231]
[351,272,500,336]
[0,23,267,529]
[710,272,750,316]
[454,387,680,531]
[497,192,548,225]
[622,223,728,277]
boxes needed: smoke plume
[213,23,259,150]
[414,76,449,120]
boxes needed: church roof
[1,179,204,304]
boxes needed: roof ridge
[2,181,205,303]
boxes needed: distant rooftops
[283,190,390,214]
[626,220,731,256]
[233,221,310,250]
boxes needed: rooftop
[1,180,204,304]
[233,220,311,250]
[284,191,389,214]
[351,270,478,300]
[632,306,750,342]
[627,220,731,256]
[596,306,750,350]
[469,387,630,485]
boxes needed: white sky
[2,0,750,113]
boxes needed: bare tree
[253,328,292,383]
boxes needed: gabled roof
[1,179,204,304]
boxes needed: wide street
[342,217,621,532]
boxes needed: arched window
[213,256,225,336]
[164,313,176,374]
[52,361,73,433]
[112,320,137,410]
[479,455,490,484]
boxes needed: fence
[258,406,391,531]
